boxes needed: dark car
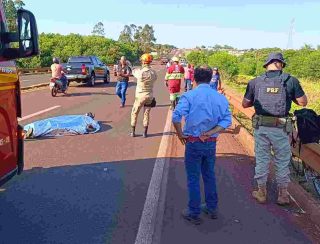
[65,56,110,87]
[161,57,169,65]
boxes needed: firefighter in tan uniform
[130,53,157,138]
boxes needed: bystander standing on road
[165,57,185,110]
[184,63,194,92]
[115,56,132,108]
[130,54,157,138]
[209,67,222,91]
[172,66,232,225]
[242,52,308,205]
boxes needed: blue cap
[263,52,286,68]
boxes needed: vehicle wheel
[88,73,96,87]
[51,87,57,97]
[104,73,110,84]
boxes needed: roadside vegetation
[187,48,320,114]
[4,0,174,68]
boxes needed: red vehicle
[0,4,39,186]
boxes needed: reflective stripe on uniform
[165,73,184,80]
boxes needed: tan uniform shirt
[133,65,157,98]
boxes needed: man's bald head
[120,56,126,65]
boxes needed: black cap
[263,52,286,68]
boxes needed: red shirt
[165,64,185,93]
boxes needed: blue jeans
[184,79,192,91]
[185,141,218,217]
[116,81,128,105]
[60,75,68,90]
[210,82,218,90]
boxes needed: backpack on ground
[293,108,320,148]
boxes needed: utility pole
[286,18,295,50]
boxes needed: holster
[252,114,293,133]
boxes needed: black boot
[176,97,180,105]
[173,98,178,110]
[130,126,136,137]
[143,126,148,138]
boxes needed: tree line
[3,0,174,68]
[15,32,174,68]
[186,47,320,81]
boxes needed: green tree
[133,24,156,53]
[238,57,256,76]
[186,50,208,66]
[208,51,239,80]
[3,0,17,31]
[92,22,105,36]
[14,0,25,8]
[118,25,133,43]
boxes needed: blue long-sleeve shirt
[172,83,232,137]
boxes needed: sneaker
[120,104,125,108]
[201,204,218,219]
[181,209,202,225]
[24,127,34,139]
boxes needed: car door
[92,57,104,78]
[96,57,107,78]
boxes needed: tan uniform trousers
[131,97,153,127]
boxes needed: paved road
[1,64,319,244]
[161,133,318,244]
[20,73,51,87]
[1,66,170,244]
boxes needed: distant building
[150,51,158,57]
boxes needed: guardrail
[18,65,115,75]
[224,89,320,174]
[18,67,51,75]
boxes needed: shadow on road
[161,153,313,244]
[99,122,112,133]
[0,152,313,244]
[0,158,158,244]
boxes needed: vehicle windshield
[68,57,91,63]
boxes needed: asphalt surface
[161,131,318,244]
[1,63,320,244]
[0,65,171,244]
[20,73,51,87]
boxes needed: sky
[23,0,320,49]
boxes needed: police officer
[130,53,157,138]
[242,52,308,205]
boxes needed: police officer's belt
[252,114,289,128]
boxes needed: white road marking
[18,105,61,122]
[135,110,173,244]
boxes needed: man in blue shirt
[172,66,232,225]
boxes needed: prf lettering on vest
[266,87,280,93]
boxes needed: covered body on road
[23,114,100,138]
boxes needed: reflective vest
[165,64,184,80]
